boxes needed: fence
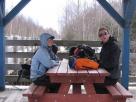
[5,40,136,85]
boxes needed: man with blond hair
[98,27,121,85]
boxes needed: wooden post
[0,0,5,91]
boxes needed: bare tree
[5,15,59,39]
[60,0,122,41]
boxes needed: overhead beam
[97,0,125,28]
[3,0,30,26]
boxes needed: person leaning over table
[30,33,60,92]
[98,27,121,85]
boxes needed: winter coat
[99,36,121,79]
[30,33,59,81]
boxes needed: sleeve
[37,48,59,68]
[105,43,121,69]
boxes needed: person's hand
[51,60,59,66]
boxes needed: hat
[49,36,55,39]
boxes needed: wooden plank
[6,40,101,47]
[6,52,99,60]
[6,52,33,58]
[106,85,122,97]
[33,86,46,97]
[77,70,89,75]
[49,75,86,83]
[57,59,68,75]
[97,68,110,76]
[84,83,96,94]
[6,40,40,46]
[89,69,106,83]
[114,82,133,98]
[6,64,21,70]
[40,94,115,102]
[23,83,37,96]
[6,52,69,58]
[46,62,61,76]
[88,69,99,76]
[58,83,70,94]
[55,40,101,47]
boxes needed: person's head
[40,33,55,48]
[98,27,110,43]
[47,36,54,47]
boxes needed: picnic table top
[47,59,109,77]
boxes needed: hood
[40,33,54,48]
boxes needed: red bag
[75,58,99,70]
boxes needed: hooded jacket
[30,33,59,81]
[99,36,121,79]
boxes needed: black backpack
[69,44,97,61]
[16,49,37,84]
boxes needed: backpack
[68,44,99,70]
[16,49,36,83]
[69,44,97,61]
[75,58,99,70]
[20,64,31,79]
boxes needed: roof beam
[3,0,30,26]
[97,0,125,27]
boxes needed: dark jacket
[99,36,121,79]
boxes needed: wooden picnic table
[47,58,109,87]
[43,59,113,102]
[23,59,132,102]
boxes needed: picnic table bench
[23,59,132,102]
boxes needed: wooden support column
[0,0,31,91]
[0,0,5,91]
[121,0,136,89]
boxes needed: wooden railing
[5,40,136,85]
[5,40,101,84]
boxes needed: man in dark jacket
[98,27,121,85]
